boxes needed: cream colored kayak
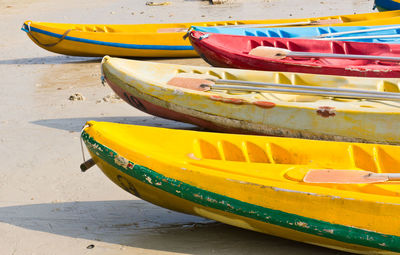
[101,56,400,144]
[22,10,400,57]
[81,121,400,254]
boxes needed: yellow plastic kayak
[101,56,400,144]
[81,121,400,254]
[22,11,400,57]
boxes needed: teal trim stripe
[21,24,194,51]
[82,131,400,252]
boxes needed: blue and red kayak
[189,30,400,77]
[190,25,400,43]
[375,0,400,11]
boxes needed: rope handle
[24,21,72,47]
[80,124,90,163]
[79,124,95,172]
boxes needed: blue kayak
[374,0,400,11]
[190,25,400,43]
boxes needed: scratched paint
[316,106,336,118]
[208,95,245,104]
[102,57,400,144]
[253,101,276,109]
[81,130,400,253]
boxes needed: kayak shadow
[31,116,202,133]
[0,56,207,66]
[0,200,350,254]
[0,56,101,65]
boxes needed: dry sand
[0,0,375,254]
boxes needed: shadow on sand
[0,55,204,65]
[31,116,202,133]
[0,56,102,65]
[0,200,350,254]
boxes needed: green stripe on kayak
[82,131,400,252]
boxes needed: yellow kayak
[101,56,400,144]
[81,121,400,254]
[22,11,400,58]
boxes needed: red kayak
[189,30,400,78]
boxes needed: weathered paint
[253,101,276,109]
[166,77,211,91]
[209,95,245,104]
[106,77,239,133]
[316,106,336,118]
[82,130,400,253]
[102,57,400,144]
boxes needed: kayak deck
[82,121,400,254]
[101,56,400,144]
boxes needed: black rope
[28,25,72,47]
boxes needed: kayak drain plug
[80,158,95,172]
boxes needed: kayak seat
[377,80,400,92]
[273,40,287,49]
[73,25,115,33]
[316,27,330,36]
[286,41,302,52]
[247,40,261,51]
[278,30,291,38]
[244,30,256,37]
[330,41,346,54]
[192,136,400,171]
[193,138,303,165]
[255,31,268,37]
[266,30,280,38]
[260,40,272,47]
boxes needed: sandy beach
[0,0,376,254]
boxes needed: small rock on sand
[96,93,121,103]
[146,1,170,6]
[209,0,228,4]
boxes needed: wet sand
[0,0,375,254]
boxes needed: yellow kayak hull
[101,56,400,144]
[82,121,400,254]
[22,11,400,57]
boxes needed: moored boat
[189,31,400,78]
[190,24,400,44]
[81,121,400,254]
[21,11,400,57]
[101,56,400,144]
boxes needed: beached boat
[81,121,400,254]
[190,24,400,44]
[21,11,400,57]
[189,31,400,78]
[375,0,400,11]
[101,56,400,144]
